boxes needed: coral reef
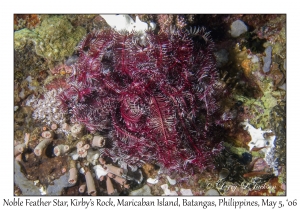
[13,14,286,196]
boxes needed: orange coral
[142,163,158,178]
[14,14,40,29]
[241,59,252,77]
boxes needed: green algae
[14,28,37,50]
[224,142,264,158]
[234,79,278,130]
[14,15,86,61]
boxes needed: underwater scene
[14,14,286,196]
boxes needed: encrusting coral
[14,15,86,62]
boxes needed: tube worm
[24,133,30,146]
[83,144,90,150]
[68,159,78,185]
[106,176,115,195]
[107,173,129,188]
[71,123,84,138]
[124,183,130,189]
[15,133,31,157]
[62,123,70,131]
[14,143,26,156]
[91,135,105,148]
[15,154,22,162]
[104,164,124,177]
[107,173,116,178]
[53,144,70,156]
[34,138,52,156]
[77,147,88,158]
[79,183,86,193]
[41,131,54,139]
[76,140,90,158]
[85,170,96,196]
[51,123,58,130]
[76,139,89,148]
[99,157,106,165]
[76,141,83,148]
[112,175,127,186]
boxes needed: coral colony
[59,27,228,175]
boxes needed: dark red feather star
[59,27,229,175]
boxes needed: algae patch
[14,15,86,61]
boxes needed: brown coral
[14,14,40,30]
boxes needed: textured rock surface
[129,185,152,196]
[14,160,41,195]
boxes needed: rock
[47,173,74,195]
[215,49,229,67]
[161,184,178,195]
[180,188,193,195]
[219,168,230,179]
[278,83,286,90]
[14,160,41,195]
[205,189,220,196]
[129,185,152,196]
[252,158,269,172]
[166,175,176,185]
[147,177,159,184]
[230,20,248,37]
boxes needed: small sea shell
[219,168,230,179]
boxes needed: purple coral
[59,27,229,175]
